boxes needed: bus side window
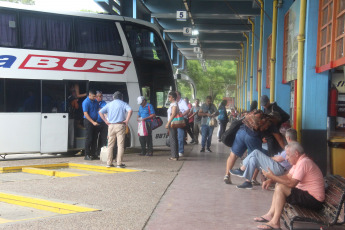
[0,79,4,112]
[42,81,65,113]
[5,79,41,112]
[0,12,18,47]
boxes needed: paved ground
[0,133,344,230]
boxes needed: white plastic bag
[138,121,148,136]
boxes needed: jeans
[201,125,214,149]
[242,149,286,181]
[231,126,266,157]
[177,127,185,153]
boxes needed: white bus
[0,2,181,156]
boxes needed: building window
[316,0,345,72]
[283,12,289,84]
[266,34,272,89]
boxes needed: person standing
[184,97,195,144]
[99,91,132,168]
[176,91,190,157]
[82,89,99,160]
[198,96,219,152]
[95,91,107,159]
[137,96,156,156]
[217,99,229,142]
[165,91,179,160]
[190,99,201,144]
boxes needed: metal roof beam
[151,13,257,19]
[172,40,243,43]
[164,29,251,33]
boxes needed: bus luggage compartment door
[41,113,68,153]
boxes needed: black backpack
[221,119,243,147]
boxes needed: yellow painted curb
[0,163,69,173]
[0,218,12,224]
[21,168,83,178]
[0,193,99,214]
[68,163,139,173]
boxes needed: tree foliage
[180,60,237,105]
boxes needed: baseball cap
[137,96,145,105]
[260,95,270,106]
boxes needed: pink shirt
[289,154,325,202]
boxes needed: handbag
[208,117,218,127]
[221,118,243,147]
[148,105,163,130]
[171,112,186,129]
[166,135,170,147]
[151,117,163,130]
[138,120,148,136]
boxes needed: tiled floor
[145,135,345,230]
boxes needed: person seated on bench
[255,142,325,230]
[230,128,297,189]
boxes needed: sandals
[168,157,178,161]
[254,216,269,223]
[224,175,232,184]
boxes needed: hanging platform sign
[176,11,187,21]
[190,38,198,45]
[183,27,192,36]
[194,47,201,53]
[197,53,203,59]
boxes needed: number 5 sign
[190,38,198,45]
[176,11,187,21]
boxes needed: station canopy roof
[141,0,261,61]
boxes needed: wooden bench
[282,175,345,230]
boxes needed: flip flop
[257,224,282,230]
[253,216,269,223]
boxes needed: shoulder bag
[171,105,186,129]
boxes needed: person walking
[165,91,179,160]
[176,91,190,157]
[190,99,201,144]
[82,89,99,160]
[137,96,156,156]
[217,99,229,142]
[99,91,132,168]
[198,96,219,152]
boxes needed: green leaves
[180,60,236,104]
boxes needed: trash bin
[329,138,345,177]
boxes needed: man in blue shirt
[82,89,99,160]
[95,91,107,159]
[137,96,156,156]
[99,91,132,168]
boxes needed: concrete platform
[0,133,344,230]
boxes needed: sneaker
[145,152,153,156]
[206,148,212,152]
[189,140,195,144]
[236,181,253,189]
[224,175,232,184]
[138,152,146,156]
[251,179,261,186]
[106,164,115,168]
[230,168,244,177]
[200,148,205,152]
[116,164,126,168]
[168,157,178,161]
[179,153,184,157]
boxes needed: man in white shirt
[176,91,190,157]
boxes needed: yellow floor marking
[0,218,12,224]
[0,163,139,177]
[0,193,99,214]
[22,168,84,177]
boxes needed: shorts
[286,188,324,210]
[231,127,262,158]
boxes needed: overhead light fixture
[192,30,199,35]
